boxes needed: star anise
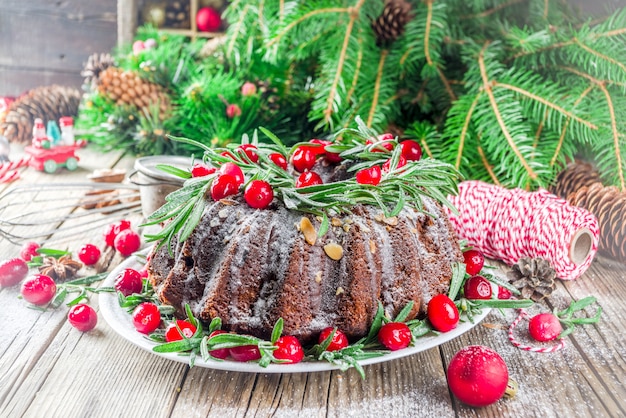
[39,255,83,281]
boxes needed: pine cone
[507,257,556,302]
[551,160,602,200]
[97,67,170,116]
[371,0,413,46]
[568,183,626,261]
[0,85,81,143]
[82,53,114,89]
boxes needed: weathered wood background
[0,0,625,97]
[0,0,117,97]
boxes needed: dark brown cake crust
[148,194,462,344]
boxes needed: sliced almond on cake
[324,243,344,260]
[300,217,317,245]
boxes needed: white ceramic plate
[100,253,490,373]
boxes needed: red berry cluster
[355,135,422,186]
[104,219,141,257]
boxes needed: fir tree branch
[477,143,501,186]
[437,68,457,102]
[226,4,251,59]
[494,82,597,130]
[543,0,549,20]
[367,49,389,127]
[533,109,549,154]
[456,92,482,170]
[421,1,455,103]
[573,38,626,75]
[346,37,364,105]
[266,7,351,48]
[597,83,625,190]
[478,41,538,181]
[422,139,433,159]
[424,0,435,67]
[461,0,525,20]
[550,84,594,167]
[324,0,366,125]
[560,66,625,189]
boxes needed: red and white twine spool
[445,181,599,281]
[508,309,565,353]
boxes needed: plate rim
[99,252,490,374]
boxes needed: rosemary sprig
[555,296,602,338]
[143,125,462,251]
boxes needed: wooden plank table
[0,146,624,417]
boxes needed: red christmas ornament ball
[447,345,510,408]
[196,7,221,32]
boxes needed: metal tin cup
[131,156,191,218]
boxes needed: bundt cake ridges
[148,194,462,344]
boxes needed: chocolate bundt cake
[147,131,463,344]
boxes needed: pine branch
[323,0,366,126]
[559,66,626,190]
[366,49,389,128]
[478,41,538,182]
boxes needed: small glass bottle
[59,116,75,145]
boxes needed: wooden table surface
[0,146,624,418]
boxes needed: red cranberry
[21,274,56,306]
[230,344,261,362]
[244,180,274,209]
[20,241,40,261]
[78,244,101,266]
[463,275,492,300]
[296,171,323,188]
[191,163,216,177]
[400,140,422,161]
[207,330,230,359]
[114,268,143,296]
[268,153,288,170]
[427,294,459,332]
[291,147,316,172]
[355,166,382,185]
[273,335,304,364]
[463,249,485,276]
[318,327,349,352]
[132,302,161,334]
[378,322,412,351]
[68,304,98,332]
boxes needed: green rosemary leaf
[482,272,521,295]
[469,299,534,309]
[205,333,262,350]
[364,302,385,345]
[65,272,109,286]
[408,320,431,337]
[318,212,329,237]
[389,191,406,218]
[179,195,206,243]
[153,338,201,353]
[51,288,68,309]
[66,290,88,307]
[448,262,466,301]
[208,317,222,334]
[394,301,415,323]
[184,303,197,327]
[168,135,212,152]
[36,248,71,257]
[155,163,191,179]
[271,318,284,344]
[259,126,289,155]
[200,336,210,360]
